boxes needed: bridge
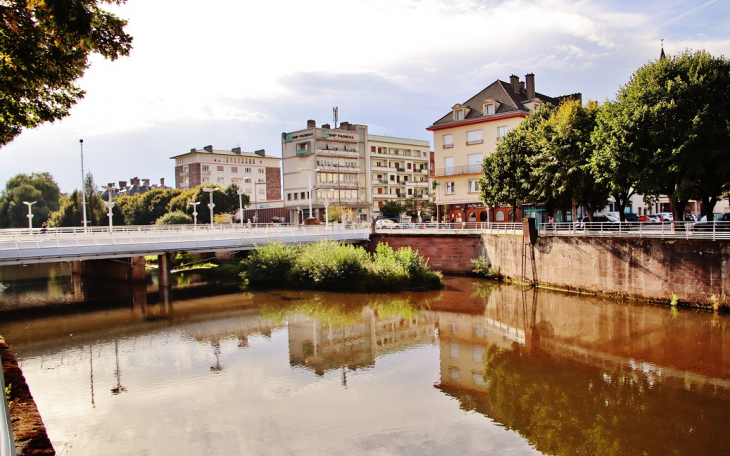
[0,224,371,267]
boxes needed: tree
[0,172,61,227]
[605,50,730,221]
[168,184,244,224]
[155,211,192,225]
[402,194,436,220]
[479,104,555,217]
[379,200,403,218]
[0,0,133,146]
[47,172,106,227]
[325,205,352,224]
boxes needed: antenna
[333,107,338,129]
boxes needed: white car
[657,212,674,221]
[375,219,401,229]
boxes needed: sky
[2,0,729,193]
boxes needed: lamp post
[202,187,218,227]
[324,193,330,229]
[79,139,88,228]
[237,188,246,226]
[188,201,200,227]
[23,201,36,230]
[101,186,115,230]
[298,168,320,221]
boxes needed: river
[1,263,729,455]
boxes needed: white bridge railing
[0,224,371,266]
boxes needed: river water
[1,264,729,455]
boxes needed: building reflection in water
[435,284,730,455]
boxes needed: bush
[471,256,502,280]
[156,211,192,225]
[241,240,442,291]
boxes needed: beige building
[171,145,282,207]
[281,120,370,222]
[368,135,431,218]
[427,73,580,223]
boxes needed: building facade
[367,135,431,218]
[281,120,369,223]
[427,73,580,224]
[171,145,282,209]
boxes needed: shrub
[156,211,192,225]
[242,242,298,286]
[290,240,369,289]
[471,256,502,280]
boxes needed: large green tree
[0,172,61,227]
[379,200,403,218]
[603,50,730,221]
[168,184,247,224]
[1,0,132,146]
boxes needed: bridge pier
[77,257,147,282]
[158,253,171,287]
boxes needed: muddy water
[1,265,729,455]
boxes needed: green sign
[322,130,330,138]
[285,133,292,142]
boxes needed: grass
[471,256,502,280]
[241,240,443,291]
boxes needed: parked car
[691,213,730,232]
[623,213,640,222]
[642,214,662,223]
[375,219,401,229]
[657,212,674,221]
[580,215,620,230]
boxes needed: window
[217,166,224,172]
[454,109,464,121]
[497,126,509,140]
[217,177,224,183]
[245,168,251,173]
[444,157,454,175]
[450,342,459,359]
[287,193,292,201]
[182,165,188,173]
[443,134,453,148]
[468,153,483,173]
[469,180,479,193]
[202,165,209,172]
[473,346,486,363]
[202,177,209,183]
[300,192,305,199]
[466,130,483,145]
[484,103,495,115]
[446,182,455,194]
[231,167,238,173]
[259,169,265,174]
[495,211,505,222]
[294,193,298,200]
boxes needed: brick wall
[370,233,730,305]
[369,234,482,274]
[483,235,730,305]
[266,167,281,200]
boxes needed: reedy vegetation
[241,240,443,291]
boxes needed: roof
[428,78,578,129]
[170,148,281,160]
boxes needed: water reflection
[2,268,730,455]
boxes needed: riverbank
[1,336,54,455]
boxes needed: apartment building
[281,120,369,223]
[171,145,282,206]
[368,135,431,218]
[427,73,580,223]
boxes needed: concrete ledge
[0,337,54,455]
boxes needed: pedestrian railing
[0,364,16,456]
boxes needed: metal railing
[538,221,730,240]
[376,222,523,234]
[434,164,482,177]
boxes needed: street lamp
[101,186,115,230]
[188,201,200,227]
[237,188,246,226]
[298,167,320,221]
[245,178,263,224]
[23,201,36,230]
[79,139,88,228]
[202,187,218,227]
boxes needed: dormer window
[454,109,465,121]
[482,98,500,116]
[452,104,469,122]
[484,103,495,115]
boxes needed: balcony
[317,145,359,158]
[434,164,482,177]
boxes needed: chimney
[142,179,150,187]
[190,148,196,152]
[107,183,114,188]
[131,177,139,186]
[520,81,525,93]
[203,145,213,152]
[231,147,241,154]
[340,121,350,129]
[119,181,127,188]
[160,178,165,187]
[322,123,331,129]
[510,74,520,92]
[307,119,316,128]
[525,73,535,100]
[255,149,266,157]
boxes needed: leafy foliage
[379,200,403,218]
[241,240,443,291]
[0,172,61,227]
[155,210,192,225]
[0,0,133,146]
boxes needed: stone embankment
[370,233,730,306]
[1,336,55,455]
